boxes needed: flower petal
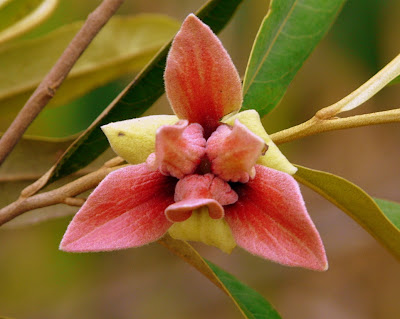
[206,120,266,183]
[60,164,176,252]
[169,206,236,254]
[225,165,328,271]
[223,110,297,175]
[146,120,206,179]
[102,115,178,164]
[164,14,242,136]
[165,174,238,222]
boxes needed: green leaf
[0,0,58,44]
[159,235,281,319]
[37,0,244,186]
[206,261,281,319]
[374,198,400,230]
[242,0,346,116]
[294,165,400,261]
[0,14,180,133]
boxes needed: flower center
[145,119,267,223]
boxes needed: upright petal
[223,110,297,175]
[165,14,242,136]
[146,120,206,179]
[225,165,328,271]
[206,120,266,183]
[102,115,178,164]
[60,164,176,252]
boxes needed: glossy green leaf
[206,261,281,319]
[159,235,281,319]
[374,198,400,230]
[294,165,400,260]
[242,0,346,116]
[0,0,58,44]
[0,14,180,131]
[37,0,244,186]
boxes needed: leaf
[294,165,400,261]
[374,198,400,230]
[159,235,281,319]
[0,14,180,131]
[242,0,346,116]
[34,0,244,188]
[0,0,58,44]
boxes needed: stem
[0,0,125,166]
[270,109,400,145]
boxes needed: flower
[60,14,328,271]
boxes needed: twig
[0,165,124,226]
[270,109,400,145]
[0,0,125,166]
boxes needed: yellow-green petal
[101,115,178,164]
[223,110,297,175]
[168,207,236,254]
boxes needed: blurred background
[0,0,399,318]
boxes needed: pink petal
[225,165,328,271]
[164,14,242,137]
[206,120,266,183]
[165,174,238,222]
[60,164,176,252]
[146,120,206,179]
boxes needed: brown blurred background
[0,0,399,318]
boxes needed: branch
[270,108,400,145]
[0,157,125,226]
[0,0,125,166]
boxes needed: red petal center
[165,174,238,222]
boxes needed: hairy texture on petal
[165,174,238,222]
[60,164,176,252]
[169,206,236,253]
[146,120,206,179]
[165,14,242,137]
[225,165,328,271]
[206,120,266,183]
[223,110,297,175]
[102,115,178,164]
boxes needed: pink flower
[60,14,328,271]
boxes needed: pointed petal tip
[165,12,242,135]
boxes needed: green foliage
[0,0,57,44]
[41,0,244,186]
[242,0,345,116]
[294,165,400,261]
[207,261,281,319]
[375,198,400,230]
[0,15,180,136]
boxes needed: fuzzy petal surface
[169,206,236,253]
[223,110,297,175]
[146,121,206,179]
[165,174,238,222]
[206,120,266,183]
[164,14,242,137]
[60,164,176,252]
[225,165,328,271]
[102,115,178,164]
